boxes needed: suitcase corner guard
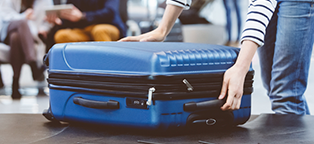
[42,108,60,123]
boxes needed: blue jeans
[223,0,242,41]
[258,1,314,115]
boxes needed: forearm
[155,5,183,38]
[234,40,258,72]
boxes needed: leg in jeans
[258,2,314,115]
[232,0,242,41]
[258,5,279,95]
[223,0,232,43]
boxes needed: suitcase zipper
[146,87,155,106]
[47,71,254,100]
[183,79,193,92]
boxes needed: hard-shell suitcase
[43,42,254,130]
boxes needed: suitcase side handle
[183,99,225,111]
[73,97,119,109]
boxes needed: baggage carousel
[1,114,313,144]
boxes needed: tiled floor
[0,95,49,114]
[0,65,50,114]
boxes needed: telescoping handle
[184,99,225,111]
[73,97,119,109]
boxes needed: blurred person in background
[45,0,127,51]
[223,0,242,47]
[120,0,314,115]
[0,0,53,99]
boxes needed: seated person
[46,0,127,45]
[0,0,52,99]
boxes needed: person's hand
[25,8,34,20]
[118,29,167,42]
[59,6,83,22]
[219,65,248,111]
[219,40,258,111]
[119,4,184,42]
[46,13,62,25]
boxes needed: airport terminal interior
[1,0,313,115]
[0,0,314,124]
[1,0,314,143]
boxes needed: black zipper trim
[48,70,254,84]
[48,70,254,100]
[48,78,253,93]
[49,84,253,100]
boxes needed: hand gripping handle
[184,99,225,111]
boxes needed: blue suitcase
[43,42,254,130]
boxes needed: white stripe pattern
[167,0,277,47]
[166,0,192,10]
[241,0,277,46]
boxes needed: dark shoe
[11,77,21,99]
[12,90,22,99]
[37,87,47,97]
[29,62,46,81]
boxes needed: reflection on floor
[0,87,49,114]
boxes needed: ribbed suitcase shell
[45,42,253,130]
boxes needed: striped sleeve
[166,0,192,10]
[241,0,277,47]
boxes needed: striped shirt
[166,0,278,46]
[166,0,192,10]
[242,0,277,46]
